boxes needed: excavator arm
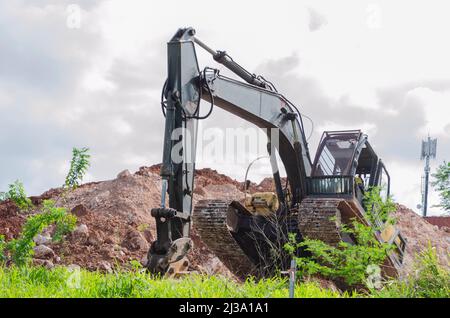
[147,27,312,274]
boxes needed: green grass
[0,266,357,298]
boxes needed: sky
[0,0,449,216]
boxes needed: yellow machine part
[244,192,279,216]
[380,223,402,246]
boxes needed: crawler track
[296,198,348,245]
[194,197,400,278]
[192,199,256,278]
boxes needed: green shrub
[363,186,396,227]
[432,161,450,213]
[65,147,91,190]
[1,200,77,266]
[375,244,449,298]
[285,187,396,288]
[0,180,33,211]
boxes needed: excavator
[147,27,406,278]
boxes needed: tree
[431,161,450,213]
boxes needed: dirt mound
[394,205,449,276]
[0,165,448,279]
[0,165,246,275]
[0,201,25,241]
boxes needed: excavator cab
[299,130,406,275]
[308,130,384,199]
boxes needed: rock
[33,259,54,269]
[72,224,89,243]
[71,204,90,217]
[99,261,113,273]
[99,246,114,258]
[74,224,89,235]
[122,230,149,251]
[67,264,81,272]
[140,256,148,267]
[87,231,103,246]
[126,214,138,226]
[34,234,51,245]
[117,170,131,179]
[104,237,115,244]
[33,245,55,259]
[42,225,54,237]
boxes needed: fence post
[289,259,296,298]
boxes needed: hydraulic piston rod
[192,36,268,89]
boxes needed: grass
[1,244,448,298]
[0,266,357,298]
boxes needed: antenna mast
[420,135,437,217]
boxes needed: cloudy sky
[0,0,449,215]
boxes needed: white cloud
[111,117,133,136]
[81,70,116,92]
[1,0,449,217]
[405,87,450,136]
[308,7,328,32]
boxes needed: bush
[65,147,91,190]
[285,187,396,288]
[432,161,450,213]
[363,186,396,227]
[0,200,77,266]
[375,244,449,298]
[0,180,33,211]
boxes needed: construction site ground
[0,165,448,281]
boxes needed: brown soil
[0,201,25,241]
[0,165,448,279]
[394,205,449,276]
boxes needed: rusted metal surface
[192,199,257,279]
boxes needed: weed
[1,200,77,266]
[65,147,91,190]
[285,187,396,288]
[374,244,450,298]
[0,180,33,211]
